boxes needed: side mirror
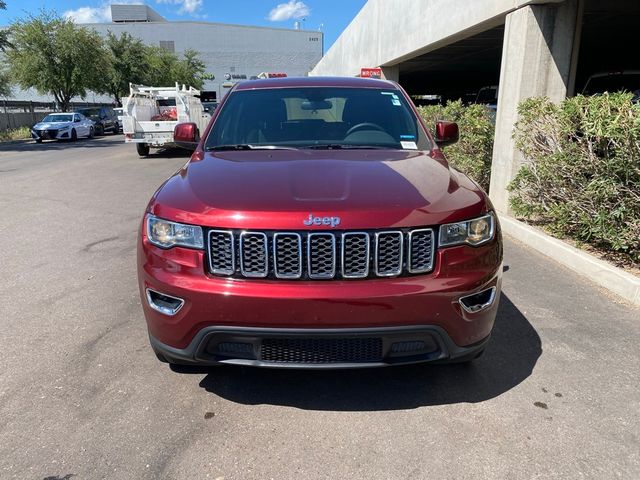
[434,120,459,147]
[174,122,199,150]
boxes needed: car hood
[152,149,488,230]
[33,121,73,129]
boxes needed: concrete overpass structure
[310,0,639,213]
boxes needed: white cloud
[268,1,310,22]
[156,0,204,15]
[63,5,111,23]
[63,1,143,23]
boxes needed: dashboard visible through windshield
[205,87,431,151]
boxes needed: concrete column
[489,0,582,213]
[381,65,399,82]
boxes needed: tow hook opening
[146,289,184,316]
[459,286,496,314]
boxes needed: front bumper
[149,325,491,369]
[138,230,503,368]
[32,128,71,141]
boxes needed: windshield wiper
[300,144,388,150]
[206,144,299,151]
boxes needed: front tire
[136,143,150,157]
[71,129,77,141]
[88,126,94,139]
[35,138,42,144]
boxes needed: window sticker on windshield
[401,141,418,150]
[391,99,401,106]
[400,135,415,140]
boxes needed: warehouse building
[89,4,324,102]
[5,4,323,103]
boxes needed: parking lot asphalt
[0,136,638,480]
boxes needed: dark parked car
[75,107,119,135]
[582,71,640,103]
[138,76,503,369]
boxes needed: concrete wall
[311,0,562,77]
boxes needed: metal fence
[1,100,113,130]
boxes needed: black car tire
[137,143,150,157]
[35,138,42,144]
[71,129,77,141]
[88,126,94,139]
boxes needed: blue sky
[0,0,367,50]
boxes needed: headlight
[439,213,495,247]
[146,215,204,249]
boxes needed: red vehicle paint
[138,77,502,368]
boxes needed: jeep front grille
[207,228,435,280]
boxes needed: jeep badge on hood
[303,214,341,228]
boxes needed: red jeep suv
[137,77,502,368]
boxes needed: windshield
[42,114,73,123]
[583,74,640,95]
[476,87,498,104]
[202,102,218,114]
[77,108,100,118]
[205,87,431,151]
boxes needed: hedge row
[417,101,495,192]
[509,93,640,262]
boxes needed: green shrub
[0,126,31,141]
[509,93,640,263]
[417,100,495,191]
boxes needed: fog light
[459,287,496,313]
[146,289,184,316]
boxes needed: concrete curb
[499,215,640,306]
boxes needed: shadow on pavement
[0,136,122,152]
[190,293,541,410]
[0,137,192,159]
[145,147,192,159]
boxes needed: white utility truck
[122,83,208,157]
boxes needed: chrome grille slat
[207,228,435,279]
[408,229,435,273]
[240,232,268,278]
[208,230,235,275]
[375,231,404,277]
[273,233,302,279]
[308,233,336,279]
[341,232,370,278]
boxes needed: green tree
[143,46,208,90]
[143,45,179,87]
[172,49,207,89]
[0,1,11,96]
[0,1,11,52]
[7,11,108,111]
[0,68,10,97]
[102,31,149,106]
